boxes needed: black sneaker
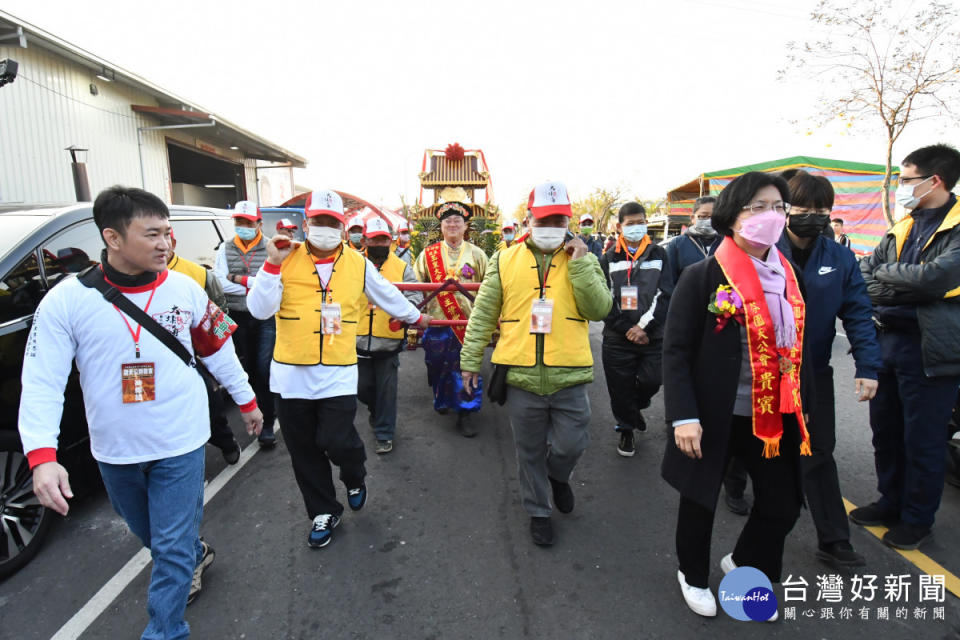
[548,476,574,514]
[816,541,866,568]
[849,501,899,527]
[187,539,215,605]
[456,412,477,438]
[724,489,750,516]
[258,424,277,449]
[883,523,932,550]
[530,517,554,546]
[617,430,635,457]
[636,412,647,433]
[221,439,241,465]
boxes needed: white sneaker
[677,570,717,617]
[720,552,737,575]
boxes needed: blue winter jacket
[777,233,881,378]
[663,232,722,285]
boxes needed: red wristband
[239,398,259,413]
[27,448,57,469]
[262,261,282,275]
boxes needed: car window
[170,219,223,269]
[41,221,101,289]
[0,252,44,326]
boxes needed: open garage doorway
[168,141,245,208]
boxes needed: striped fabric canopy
[669,156,899,255]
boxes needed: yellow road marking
[843,498,960,599]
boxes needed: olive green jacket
[460,238,612,396]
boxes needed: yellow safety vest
[358,253,408,340]
[491,243,593,368]
[167,254,207,289]
[273,243,366,366]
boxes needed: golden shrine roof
[420,152,490,188]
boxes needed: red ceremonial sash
[423,243,468,343]
[714,237,811,458]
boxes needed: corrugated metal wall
[0,43,251,205]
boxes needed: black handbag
[487,364,509,405]
[78,265,196,368]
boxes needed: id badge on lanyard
[321,302,342,335]
[122,362,156,403]
[620,285,638,311]
[530,298,554,334]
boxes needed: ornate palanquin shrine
[411,143,499,221]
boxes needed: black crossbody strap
[78,266,196,368]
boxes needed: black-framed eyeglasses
[741,202,790,215]
[896,175,931,185]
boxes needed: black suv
[0,203,232,579]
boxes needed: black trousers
[724,367,849,546]
[201,366,235,451]
[231,310,277,427]
[799,366,851,545]
[676,415,802,588]
[277,395,367,519]
[601,336,662,431]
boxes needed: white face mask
[530,226,567,251]
[895,176,934,210]
[692,218,715,234]
[307,225,343,250]
[622,224,647,243]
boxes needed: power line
[13,73,136,120]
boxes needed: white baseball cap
[529,181,572,218]
[579,214,594,224]
[276,218,297,230]
[305,190,344,222]
[347,214,365,230]
[501,219,517,231]
[364,217,391,238]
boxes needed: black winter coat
[599,242,674,341]
[860,197,960,377]
[660,255,814,510]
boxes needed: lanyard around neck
[113,279,160,359]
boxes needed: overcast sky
[4,0,957,210]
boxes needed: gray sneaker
[375,440,393,454]
[187,539,215,605]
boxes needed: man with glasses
[854,143,960,550]
[414,203,488,437]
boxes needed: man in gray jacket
[854,143,960,551]
[356,218,423,454]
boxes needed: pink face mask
[735,209,786,249]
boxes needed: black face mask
[366,245,390,262]
[788,213,830,238]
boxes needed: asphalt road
[2,322,959,639]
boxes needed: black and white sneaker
[617,430,635,457]
[187,539,215,605]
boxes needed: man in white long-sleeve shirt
[20,187,263,640]
[247,189,431,549]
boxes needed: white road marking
[50,432,273,640]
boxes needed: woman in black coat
[661,172,814,619]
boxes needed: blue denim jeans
[98,446,205,640]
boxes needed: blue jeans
[98,446,206,640]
